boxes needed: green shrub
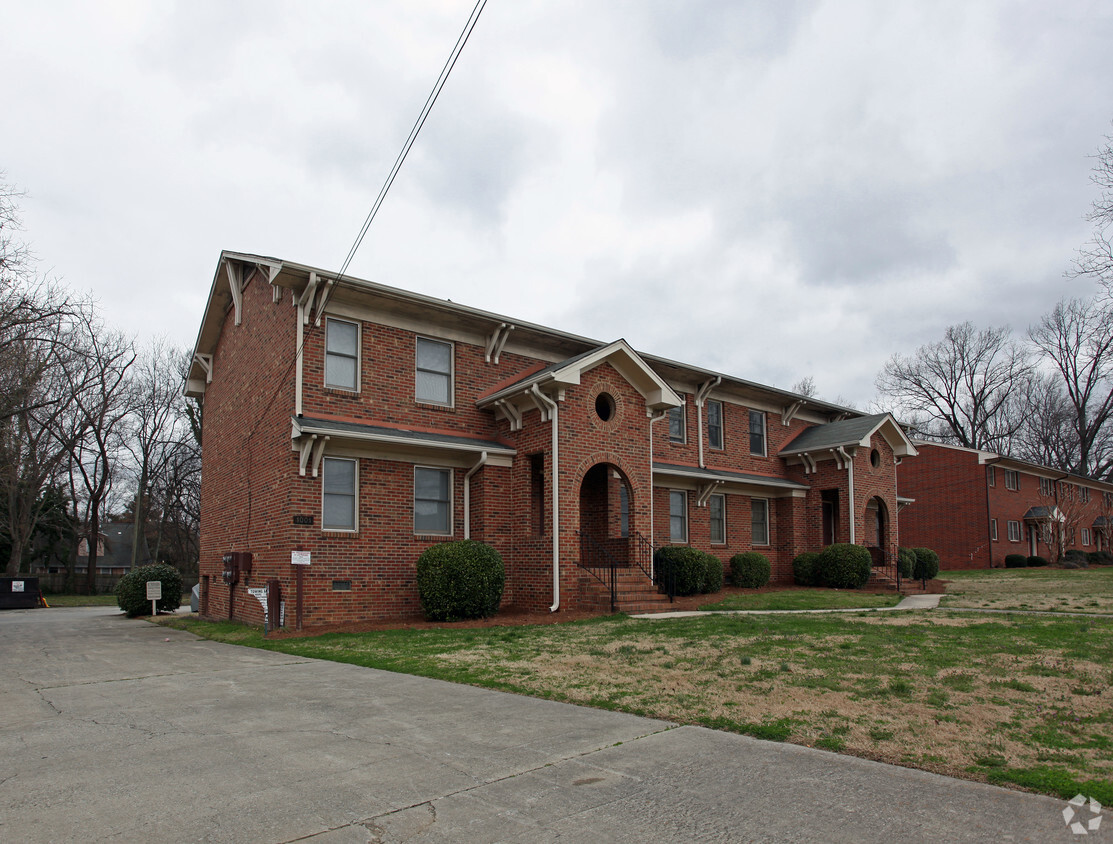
[730,551,771,589]
[654,546,709,596]
[701,553,724,593]
[897,547,916,579]
[1063,549,1087,563]
[1027,555,1050,567]
[115,563,183,618]
[1088,550,1113,565]
[415,540,504,622]
[910,547,940,581]
[1004,554,1027,568]
[814,544,872,589]
[792,552,818,586]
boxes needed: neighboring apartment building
[898,441,1113,569]
[186,251,917,627]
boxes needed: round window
[595,392,616,422]
[870,449,881,469]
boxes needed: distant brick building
[898,441,1113,569]
[186,251,917,627]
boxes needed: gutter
[463,451,488,540]
[531,385,561,612]
[648,410,668,578]
[836,446,855,544]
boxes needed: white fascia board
[292,420,515,461]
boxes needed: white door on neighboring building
[1028,525,1038,557]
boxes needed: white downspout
[532,385,560,612]
[837,446,855,544]
[295,303,304,416]
[648,409,668,578]
[694,377,720,469]
[463,451,488,540]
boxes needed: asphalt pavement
[0,606,1098,843]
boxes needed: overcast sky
[3,1,1112,407]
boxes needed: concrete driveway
[0,607,1091,843]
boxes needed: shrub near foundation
[897,547,915,579]
[731,552,771,588]
[910,547,940,581]
[792,552,819,586]
[814,544,872,590]
[702,554,724,593]
[116,563,183,618]
[416,540,505,622]
[1005,554,1028,569]
[654,546,709,596]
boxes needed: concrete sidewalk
[0,606,1089,843]
[632,592,942,620]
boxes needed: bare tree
[791,376,817,398]
[1075,129,1113,292]
[1009,372,1078,471]
[1029,297,1113,480]
[876,322,1033,451]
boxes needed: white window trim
[1007,520,1020,542]
[669,489,688,543]
[707,400,724,451]
[1004,470,1019,491]
[987,466,996,487]
[709,493,726,545]
[1082,527,1091,546]
[751,497,770,546]
[668,405,686,444]
[415,336,455,408]
[325,317,360,392]
[749,410,767,457]
[1081,487,1091,503]
[1039,477,1052,496]
[321,456,358,533]
[414,465,453,536]
[990,519,998,542]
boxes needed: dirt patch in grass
[940,567,1113,614]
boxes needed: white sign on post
[146,580,162,616]
[291,551,311,566]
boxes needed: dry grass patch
[941,567,1113,613]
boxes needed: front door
[1028,525,1038,556]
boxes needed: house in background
[898,441,1113,569]
[186,251,917,627]
[73,522,152,576]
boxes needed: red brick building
[187,251,917,626]
[898,441,1113,569]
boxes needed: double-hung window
[1039,477,1053,496]
[416,338,453,405]
[749,410,766,456]
[709,493,726,544]
[1004,470,1019,491]
[668,406,685,443]
[325,318,359,390]
[990,519,998,541]
[1081,487,1091,503]
[669,490,687,542]
[1082,528,1092,546]
[414,467,452,535]
[1007,520,1021,542]
[751,498,769,545]
[322,457,357,531]
[987,466,996,487]
[707,400,723,450]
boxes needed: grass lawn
[941,567,1113,614]
[43,594,120,607]
[698,590,901,612]
[162,608,1113,804]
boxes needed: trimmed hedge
[897,547,915,579]
[1063,549,1088,563]
[416,540,504,622]
[1004,554,1028,569]
[910,547,940,581]
[1088,550,1113,565]
[792,552,819,586]
[1026,555,1049,567]
[814,543,872,590]
[116,563,183,618]
[654,546,711,596]
[702,554,724,593]
[730,552,771,589]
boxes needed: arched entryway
[578,463,633,564]
[865,496,889,566]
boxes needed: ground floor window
[669,490,687,543]
[1082,527,1091,546]
[322,457,357,531]
[751,498,769,546]
[709,493,725,544]
[415,467,452,535]
[990,519,998,541]
[1007,520,1020,542]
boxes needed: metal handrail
[575,530,617,612]
[634,531,674,602]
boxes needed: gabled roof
[1023,506,1062,521]
[780,413,917,458]
[476,339,682,412]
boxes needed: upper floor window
[1039,477,1053,496]
[669,490,687,542]
[749,410,766,456]
[707,400,723,450]
[414,467,452,535]
[325,318,359,391]
[987,466,996,487]
[1081,487,1091,503]
[322,457,357,531]
[751,498,769,545]
[709,493,726,544]
[1003,469,1019,491]
[668,406,685,443]
[416,338,453,405]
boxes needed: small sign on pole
[146,580,162,617]
[291,551,311,566]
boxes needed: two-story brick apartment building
[187,251,917,627]
[898,441,1113,569]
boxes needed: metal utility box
[0,577,42,610]
[221,551,253,585]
